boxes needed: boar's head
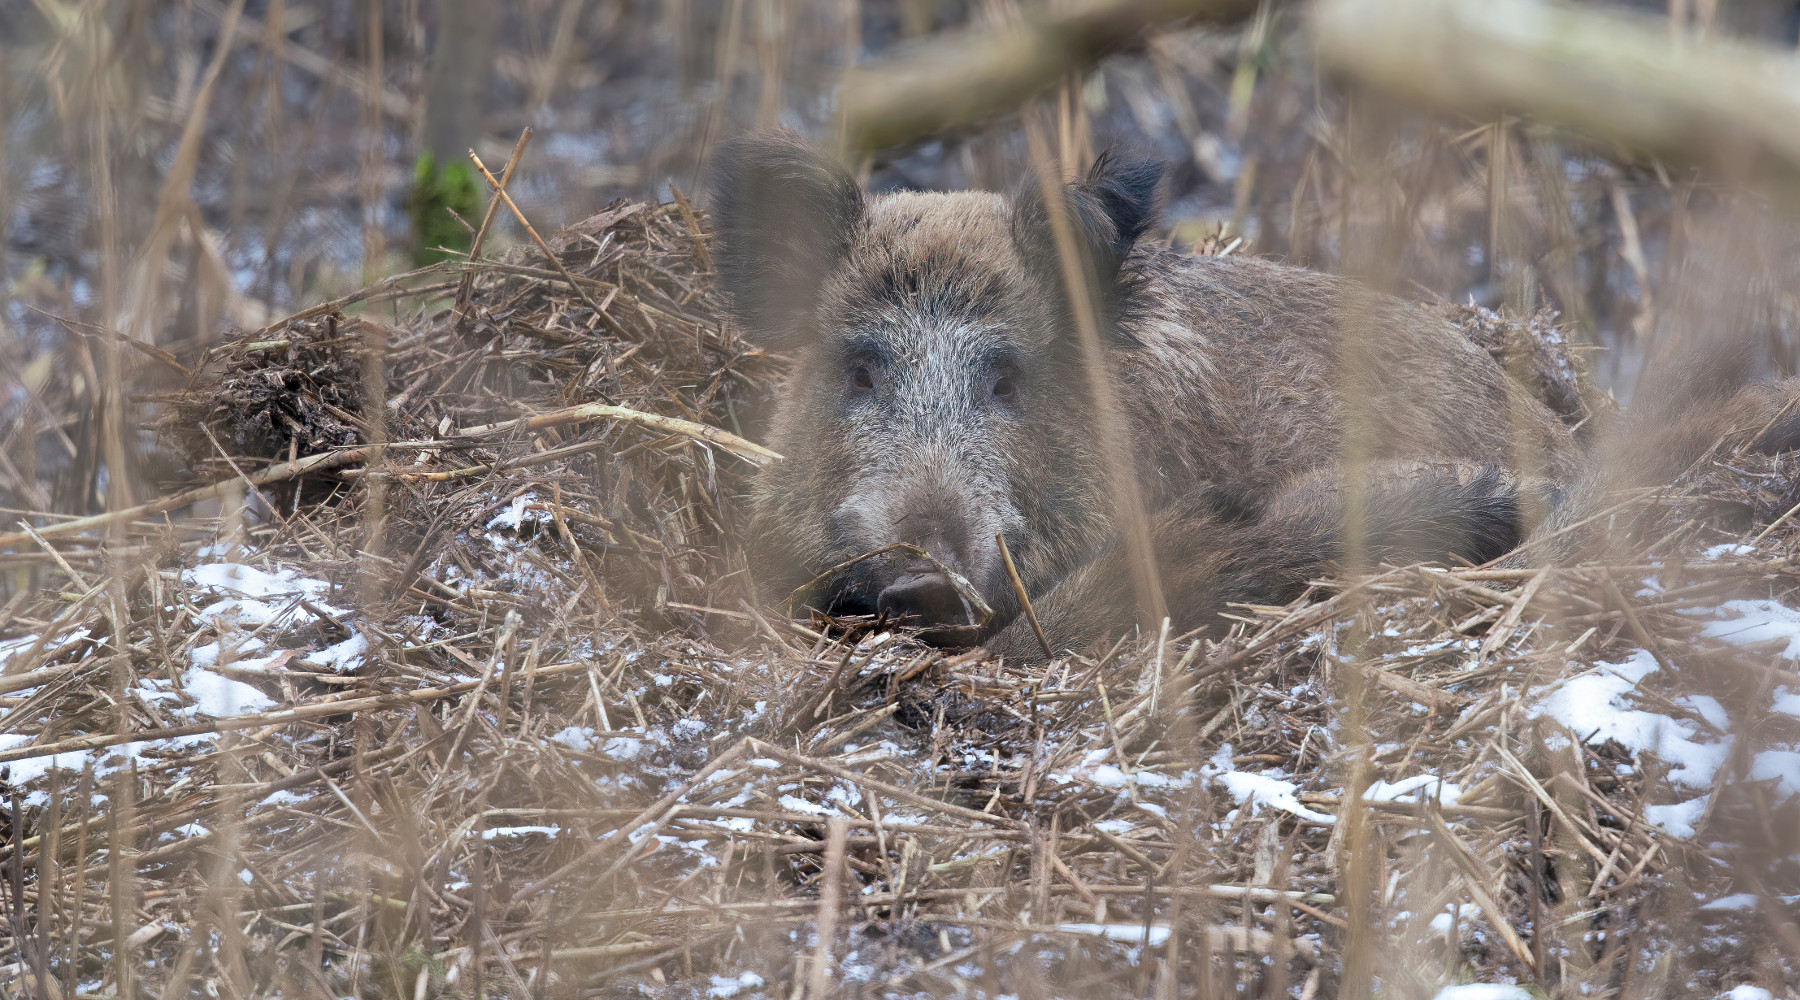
[713,130,1161,641]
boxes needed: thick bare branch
[840,0,1259,154]
[1312,0,1800,181]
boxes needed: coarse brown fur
[712,130,1800,659]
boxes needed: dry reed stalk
[1021,109,1167,630]
[454,128,535,322]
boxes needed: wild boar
[711,129,1799,658]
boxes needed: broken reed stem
[455,126,535,322]
[996,532,1053,658]
[467,150,605,315]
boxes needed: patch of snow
[672,718,707,738]
[826,782,862,807]
[1095,820,1136,835]
[309,634,368,672]
[1089,764,1129,788]
[1701,600,1800,658]
[1699,893,1758,911]
[0,628,92,673]
[1434,987,1533,1000]
[1429,904,1482,932]
[2,733,219,788]
[1772,687,1800,718]
[485,494,542,531]
[1722,989,1772,1000]
[0,634,39,668]
[1366,775,1462,805]
[777,794,835,816]
[1402,637,1463,657]
[183,563,330,601]
[194,597,291,630]
[1702,543,1756,560]
[707,973,764,998]
[1644,796,1708,838]
[182,666,275,716]
[1213,771,1335,824]
[1749,750,1800,799]
[1530,651,1730,787]
[602,736,644,761]
[1679,694,1731,732]
[551,726,597,750]
[134,679,183,705]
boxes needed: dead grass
[0,187,1796,999]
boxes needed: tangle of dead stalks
[0,198,1796,999]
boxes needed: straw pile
[1,196,1797,999]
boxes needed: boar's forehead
[823,192,1041,356]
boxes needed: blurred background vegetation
[4,0,1800,513]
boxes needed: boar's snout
[823,486,1004,636]
[877,570,966,627]
[876,520,978,629]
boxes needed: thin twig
[996,532,1053,658]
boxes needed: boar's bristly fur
[711,130,1800,659]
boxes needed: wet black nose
[877,571,967,627]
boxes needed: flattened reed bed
[1,199,1798,998]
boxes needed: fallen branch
[840,0,1259,154]
[447,402,782,466]
[1312,0,1800,183]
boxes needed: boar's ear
[711,130,865,348]
[1011,149,1163,326]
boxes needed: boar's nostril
[877,572,967,627]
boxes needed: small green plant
[408,151,482,266]
[370,946,452,1000]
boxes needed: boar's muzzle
[877,569,968,628]
[819,530,1001,646]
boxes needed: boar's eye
[850,365,875,390]
[992,375,1016,400]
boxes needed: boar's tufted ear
[711,130,865,348]
[1011,149,1163,324]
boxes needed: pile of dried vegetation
[1,193,1797,1000]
